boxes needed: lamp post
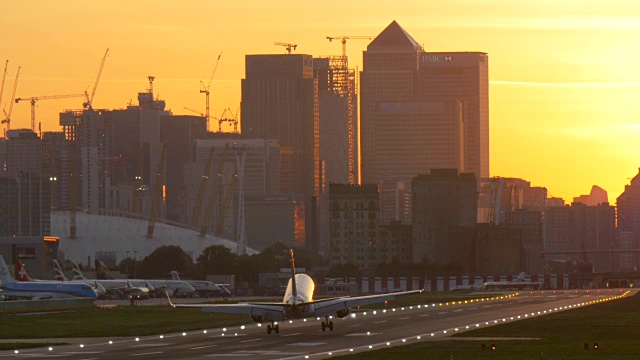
[133,250,138,278]
[126,251,130,278]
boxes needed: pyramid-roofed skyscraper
[360,21,489,226]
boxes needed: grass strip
[337,291,639,359]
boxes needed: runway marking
[288,342,326,347]
[239,338,262,343]
[437,312,448,315]
[420,314,430,317]
[453,309,464,313]
[399,317,410,320]
[58,352,103,355]
[347,323,363,328]
[282,333,301,337]
[469,307,477,310]
[374,320,388,323]
[346,332,380,336]
[132,351,163,356]
[190,345,219,350]
[482,305,492,308]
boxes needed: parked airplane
[168,250,424,334]
[15,259,107,297]
[95,260,195,297]
[480,272,541,291]
[170,271,231,297]
[0,256,98,300]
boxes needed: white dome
[50,212,257,263]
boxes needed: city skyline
[2,0,639,203]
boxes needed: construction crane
[190,145,215,227]
[326,36,375,57]
[83,48,109,110]
[274,42,297,54]
[200,142,229,237]
[15,93,84,132]
[148,76,155,93]
[146,141,167,238]
[184,107,205,117]
[0,60,8,119]
[1,66,20,134]
[217,106,239,133]
[200,52,223,132]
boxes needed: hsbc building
[420,52,489,180]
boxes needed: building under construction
[313,56,358,186]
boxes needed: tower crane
[200,52,223,132]
[83,48,109,110]
[274,42,297,54]
[1,66,20,134]
[326,36,375,57]
[15,93,84,132]
[217,106,239,133]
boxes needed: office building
[617,169,640,270]
[360,21,488,224]
[241,54,319,247]
[419,51,489,179]
[0,130,50,236]
[42,131,69,210]
[411,169,478,264]
[543,202,616,273]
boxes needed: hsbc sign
[421,55,452,62]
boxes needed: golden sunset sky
[1,0,639,203]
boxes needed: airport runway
[1,289,631,359]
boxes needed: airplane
[480,272,541,291]
[95,260,195,297]
[15,259,107,297]
[0,256,98,300]
[169,271,231,297]
[168,250,424,334]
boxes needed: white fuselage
[282,274,315,319]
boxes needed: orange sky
[1,0,639,203]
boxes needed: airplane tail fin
[0,255,16,284]
[290,249,297,299]
[95,260,113,280]
[516,272,526,282]
[52,259,68,281]
[170,270,180,280]
[71,261,86,280]
[15,259,33,282]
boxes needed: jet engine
[336,309,349,318]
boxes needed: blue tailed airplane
[0,256,98,300]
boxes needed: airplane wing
[311,288,424,318]
[167,293,289,320]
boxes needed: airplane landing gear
[321,317,334,331]
[267,322,279,334]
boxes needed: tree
[138,245,193,279]
[196,245,237,278]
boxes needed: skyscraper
[419,52,489,179]
[241,54,319,246]
[361,21,477,223]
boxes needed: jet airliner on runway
[169,250,423,334]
